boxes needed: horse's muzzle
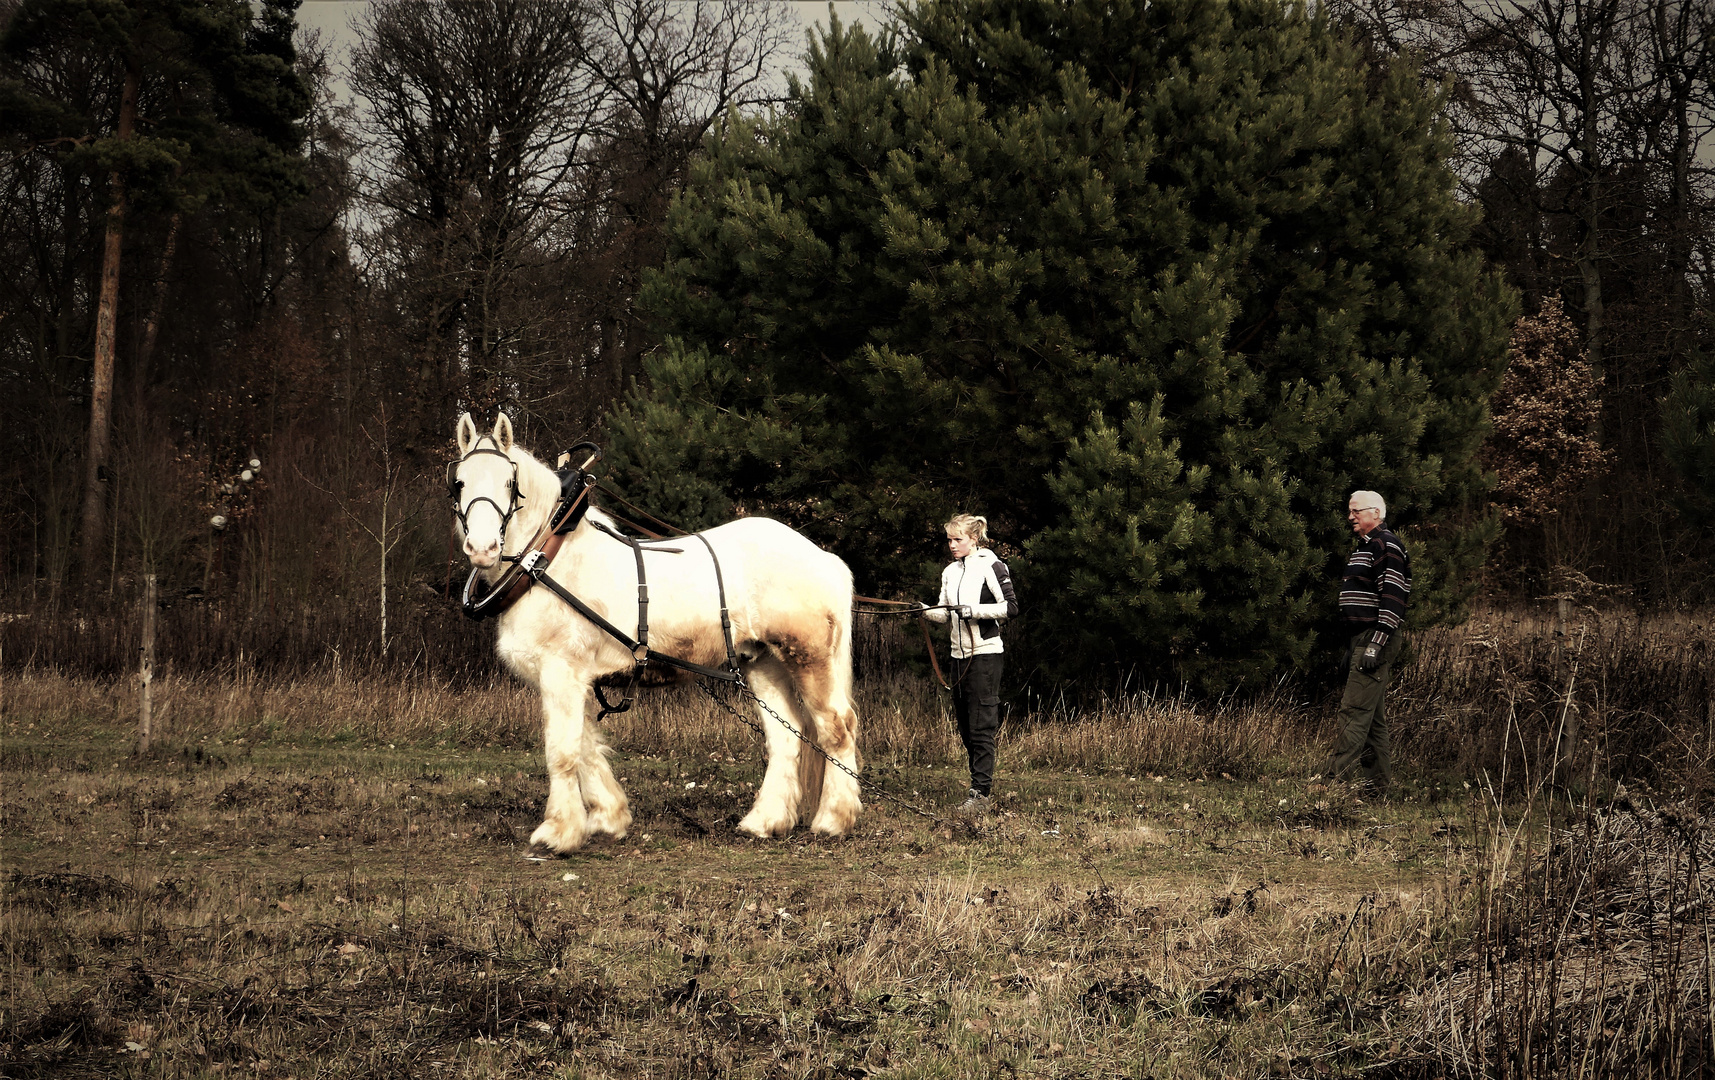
[464,537,501,568]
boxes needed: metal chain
[556,482,949,822]
[694,677,944,822]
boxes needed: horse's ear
[456,412,477,454]
[493,412,514,452]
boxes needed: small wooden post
[138,573,157,755]
[1552,597,1581,783]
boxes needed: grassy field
[4,608,1712,1079]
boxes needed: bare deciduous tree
[296,407,423,657]
[350,0,602,425]
[348,0,794,446]
[1327,0,1715,590]
[566,0,796,404]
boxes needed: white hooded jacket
[925,547,1018,659]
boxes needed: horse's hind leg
[577,710,631,839]
[530,660,596,853]
[791,657,862,837]
[736,657,805,838]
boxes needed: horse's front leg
[530,659,599,853]
[577,694,632,839]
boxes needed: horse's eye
[448,479,464,500]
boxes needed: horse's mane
[503,440,615,552]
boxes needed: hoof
[586,805,632,840]
[735,811,794,839]
[530,819,587,854]
[809,806,857,837]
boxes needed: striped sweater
[1340,525,1410,640]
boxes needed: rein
[852,595,966,691]
[448,451,965,824]
[454,459,963,693]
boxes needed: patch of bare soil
[4,738,1468,1078]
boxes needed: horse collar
[460,527,566,620]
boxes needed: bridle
[447,439,602,621]
[447,438,522,549]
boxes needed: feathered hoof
[530,818,588,854]
[809,802,859,837]
[586,804,632,840]
[735,810,795,839]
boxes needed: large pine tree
[610,0,1515,689]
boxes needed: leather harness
[453,446,964,703]
[455,452,742,690]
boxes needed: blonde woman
[922,513,1018,814]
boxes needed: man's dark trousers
[1324,631,1404,789]
[951,654,1004,796]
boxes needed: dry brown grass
[1417,789,1715,1078]
[5,603,1714,1078]
[0,658,1321,782]
[1,742,1469,1080]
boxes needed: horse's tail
[796,714,826,820]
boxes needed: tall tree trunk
[1654,0,1698,367]
[79,61,139,590]
[1575,30,1605,387]
[134,210,182,400]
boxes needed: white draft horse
[450,413,862,852]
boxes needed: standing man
[924,513,1018,814]
[1320,490,1411,792]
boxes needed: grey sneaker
[955,789,992,815]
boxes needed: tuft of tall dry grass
[6,601,1711,790]
[1006,686,1314,777]
[2,664,543,747]
[1391,604,1715,792]
[1415,781,1715,1077]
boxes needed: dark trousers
[1322,630,1404,789]
[951,654,1004,795]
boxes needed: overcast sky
[294,0,894,96]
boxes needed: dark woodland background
[2,0,1712,690]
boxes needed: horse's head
[449,412,522,570]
